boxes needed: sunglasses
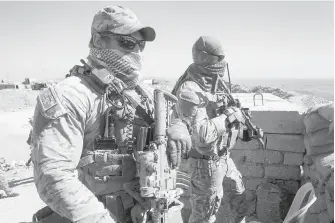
[101,32,146,52]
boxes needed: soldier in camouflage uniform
[171,36,251,223]
[30,5,190,223]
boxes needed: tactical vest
[68,63,155,222]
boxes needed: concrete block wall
[229,110,305,223]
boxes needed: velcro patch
[38,88,57,111]
[37,87,67,120]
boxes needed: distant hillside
[142,78,332,109]
[0,78,330,112]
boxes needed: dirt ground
[0,108,46,223]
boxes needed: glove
[167,120,192,169]
[224,106,245,124]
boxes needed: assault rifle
[212,74,266,149]
[132,89,184,223]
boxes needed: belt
[189,149,227,161]
[201,154,225,161]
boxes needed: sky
[0,1,333,82]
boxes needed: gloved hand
[167,120,192,169]
[224,106,245,124]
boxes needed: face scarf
[172,61,226,95]
[89,47,142,89]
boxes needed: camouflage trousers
[187,156,247,223]
[0,169,13,196]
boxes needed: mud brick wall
[300,103,334,223]
[227,110,305,223]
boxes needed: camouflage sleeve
[31,86,114,223]
[173,82,229,153]
[192,115,228,145]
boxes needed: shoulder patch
[37,87,67,120]
[38,88,57,111]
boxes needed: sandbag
[303,113,331,134]
[329,121,334,135]
[303,155,313,166]
[302,211,318,223]
[306,102,333,119]
[303,129,334,157]
[318,210,332,223]
[317,103,334,122]
[325,172,334,200]
[311,152,334,179]
[302,164,323,186]
[307,129,334,147]
[308,193,327,214]
[302,164,310,178]
[325,187,334,221]
[304,140,334,156]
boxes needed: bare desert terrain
[0,107,46,223]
